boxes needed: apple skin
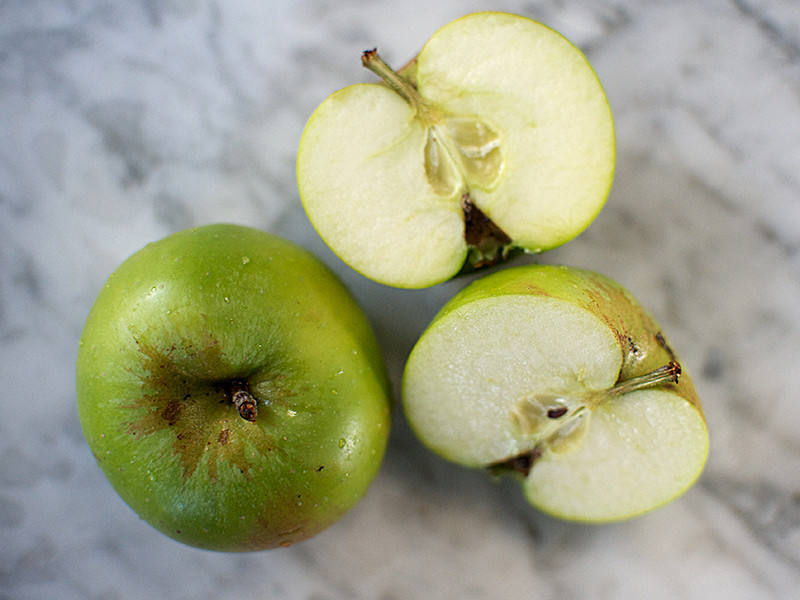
[402,264,708,521]
[76,224,391,551]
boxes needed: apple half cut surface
[297,12,615,288]
[402,265,709,522]
[76,224,391,550]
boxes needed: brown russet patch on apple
[520,282,554,298]
[583,279,635,354]
[579,277,704,415]
[124,333,278,481]
[218,428,230,445]
[243,500,343,550]
[162,397,182,426]
[582,278,674,380]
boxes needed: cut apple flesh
[403,296,623,466]
[523,389,709,522]
[402,287,709,522]
[297,12,615,288]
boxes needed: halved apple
[297,12,615,288]
[402,265,709,522]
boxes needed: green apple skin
[297,12,615,289]
[402,264,708,522]
[76,224,391,551]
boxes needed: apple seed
[546,406,569,419]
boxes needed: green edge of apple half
[76,224,391,551]
[402,265,709,523]
[297,12,615,289]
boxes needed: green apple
[297,12,615,288]
[402,265,708,522]
[76,224,391,550]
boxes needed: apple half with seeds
[297,12,615,288]
[402,265,709,522]
[77,224,391,550]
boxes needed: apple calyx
[228,379,258,423]
[492,361,683,477]
[460,194,521,271]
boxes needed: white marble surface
[2,0,800,598]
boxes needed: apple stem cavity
[229,379,258,423]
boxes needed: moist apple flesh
[528,389,708,521]
[491,361,682,475]
[298,14,614,288]
[402,292,708,521]
[364,49,517,272]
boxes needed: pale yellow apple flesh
[402,266,709,522]
[297,12,615,288]
[523,389,708,522]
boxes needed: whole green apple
[297,12,615,288]
[403,264,709,522]
[77,224,391,550]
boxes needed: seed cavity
[501,361,682,473]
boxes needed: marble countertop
[2,0,800,598]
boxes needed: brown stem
[361,48,440,125]
[609,361,681,398]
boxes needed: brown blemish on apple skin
[579,277,704,415]
[244,512,329,551]
[123,332,282,480]
[163,397,183,426]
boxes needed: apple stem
[229,380,258,422]
[361,49,439,123]
[608,361,681,398]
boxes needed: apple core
[363,49,511,268]
[497,361,684,474]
